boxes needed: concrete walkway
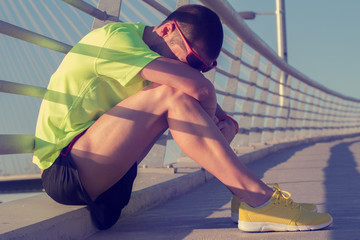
[86,135,360,240]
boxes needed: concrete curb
[0,169,214,240]
[1,132,359,239]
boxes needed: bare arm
[139,57,217,117]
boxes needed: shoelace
[268,183,300,209]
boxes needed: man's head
[157,4,223,72]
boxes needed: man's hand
[215,117,237,143]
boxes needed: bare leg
[71,83,273,205]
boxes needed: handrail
[0,20,72,54]
[0,80,47,98]
[200,0,360,103]
[0,135,35,154]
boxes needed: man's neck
[143,26,160,53]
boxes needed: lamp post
[275,0,287,63]
[239,0,288,107]
[238,0,287,63]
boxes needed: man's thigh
[70,83,176,200]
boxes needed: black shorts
[41,144,137,230]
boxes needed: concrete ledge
[0,169,214,240]
[1,132,359,239]
[0,195,95,240]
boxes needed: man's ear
[158,22,175,38]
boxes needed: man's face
[169,21,217,73]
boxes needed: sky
[228,0,360,100]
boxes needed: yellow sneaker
[237,184,332,232]
[231,184,317,223]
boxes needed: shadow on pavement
[246,143,316,180]
[88,142,318,239]
[324,138,360,239]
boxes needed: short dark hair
[162,4,223,60]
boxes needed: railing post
[249,60,272,143]
[275,74,291,141]
[317,92,326,136]
[286,79,300,139]
[92,0,122,29]
[330,96,338,136]
[295,85,307,138]
[345,101,352,134]
[339,99,346,134]
[237,52,260,146]
[344,100,352,134]
[309,89,320,137]
[330,96,339,135]
[304,87,316,137]
[221,39,242,117]
[225,39,243,148]
[352,102,360,133]
[356,102,360,133]
[322,94,332,136]
[263,69,281,142]
[349,101,356,134]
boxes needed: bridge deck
[87,135,360,240]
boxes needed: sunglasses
[172,20,217,73]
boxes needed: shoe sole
[237,216,332,232]
[231,205,318,224]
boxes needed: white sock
[254,199,271,209]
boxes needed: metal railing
[1,0,359,176]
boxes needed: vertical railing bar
[62,0,108,20]
[221,38,243,116]
[325,95,335,135]
[317,91,325,136]
[337,99,345,133]
[296,83,307,138]
[237,52,260,146]
[275,75,292,140]
[250,59,272,143]
[302,86,313,137]
[310,89,320,136]
[263,68,281,142]
[221,37,243,150]
[331,96,339,134]
[345,101,352,133]
[287,79,301,139]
